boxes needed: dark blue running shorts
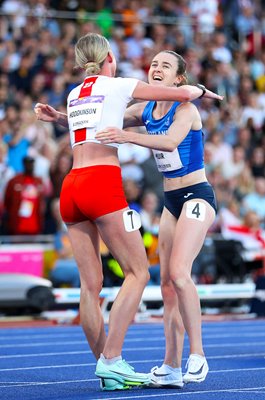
[164,182,217,219]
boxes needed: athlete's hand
[96,127,128,144]
[34,103,59,122]
[203,88,224,101]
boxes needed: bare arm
[34,101,145,130]
[96,102,199,151]
[34,103,69,128]
[132,81,223,102]
[123,102,147,128]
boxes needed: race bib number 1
[123,210,142,232]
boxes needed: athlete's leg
[96,208,150,359]
[169,199,216,355]
[159,207,185,368]
[67,220,106,360]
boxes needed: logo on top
[83,82,93,89]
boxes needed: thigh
[96,207,149,276]
[67,220,103,289]
[170,199,216,275]
[159,207,177,282]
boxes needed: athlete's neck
[153,100,176,119]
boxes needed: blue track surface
[0,319,265,400]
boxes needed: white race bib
[152,148,183,172]
[186,201,206,222]
[123,210,142,232]
[68,95,104,131]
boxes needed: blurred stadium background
[0,0,265,323]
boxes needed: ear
[174,75,185,87]
[174,76,182,86]
[107,52,114,63]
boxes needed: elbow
[182,89,192,102]
[165,142,178,152]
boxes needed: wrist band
[197,84,206,98]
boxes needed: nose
[152,65,162,74]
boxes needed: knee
[136,259,151,285]
[170,270,191,292]
[161,279,175,299]
[125,264,150,286]
[138,265,150,287]
[81,276,103,296]
[161,279,180,308]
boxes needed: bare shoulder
[174,102,202,129]
[176,101,198,114]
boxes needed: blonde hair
[75,33,111,75]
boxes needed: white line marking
[91,386,265,399]
[0,380,264,398]
[1,338,265,350]
[0,323,264,341]
[0,361,265,374]
[0,350,265,361]
[0,330,265,349]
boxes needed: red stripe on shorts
[74,76,98,144]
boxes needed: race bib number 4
[123,210,142,232]
[68,95,104,131]
[186,201,206,221]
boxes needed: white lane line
[0,360,265,374]
[0,379,264,399]
[88,386,265,399]
[1,331,265,349]
[0,378,95,388]
[0,350,264,361]
[0,323,265,341]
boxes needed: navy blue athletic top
[142,101,204,178]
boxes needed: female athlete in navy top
[35,36,222,391]
[142,100,204,178]
[96,50,221,387]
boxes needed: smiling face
[148,51,187,87]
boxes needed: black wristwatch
[197,84,206,98]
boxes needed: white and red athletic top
[67,75,138,148]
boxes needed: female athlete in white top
[96,50,222,387]
[35,33,222,391]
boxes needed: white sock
[100,353,122,365]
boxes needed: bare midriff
[72,142,120,169]
[164,168,207,191]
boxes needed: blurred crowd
[0,0,265,284]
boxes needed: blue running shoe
[95,358,150,387]
[100,378,130,391]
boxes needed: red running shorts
[60,165,128,223]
